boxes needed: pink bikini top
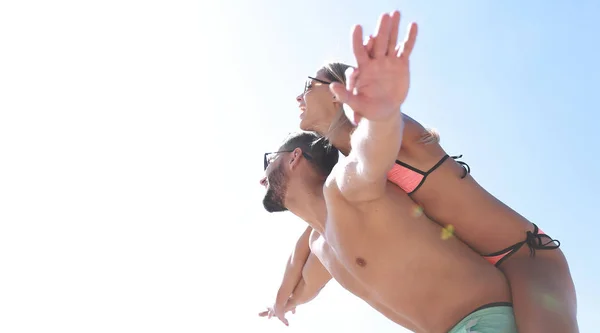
[386,154,470,195]
[386,155,562,268]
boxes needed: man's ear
[289,147,304,170]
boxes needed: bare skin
[262,252,424,332]
[260,125,514,333]
[261,13,514,332]
[266,10,578,333]
[318,180,511,332]
[297,79,579,333]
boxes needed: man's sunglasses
[264,150,313,170]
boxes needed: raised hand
[331,11,418,122]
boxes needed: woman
[263,53,578,331]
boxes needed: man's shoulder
[322,160,372,211]
[325,156,386,204]
[323,161,346,200]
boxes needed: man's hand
[258,302,296,326]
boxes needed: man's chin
[263,199,288,213]
[263,205,288,213]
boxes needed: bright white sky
[1,1,598,332]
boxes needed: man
[258,11,518,333]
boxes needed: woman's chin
[299,116,326,133]
[299,118,311,131]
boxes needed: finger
[331,83,364,122]
[373,13,392,58]
[276,311,289,326]
[365,35,375,57]
[329,82,362,113]
[352,25,369,66]
[344,67,359,93]
[291,307,296,314]
[330,82,352,105]
[397,22,418,59]
[343,106,362,126]
[258,311,269,317]
[387,10,401,56]
[352,112,363,125]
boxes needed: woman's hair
[320,62,441,145]
[418,128,440,144]
[322,62,353,86]
[320,63,354,139]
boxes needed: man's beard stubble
[263,163,288,213]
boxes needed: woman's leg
[501,247,578,333]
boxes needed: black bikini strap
[483,240,528,267]
[483,223,561,267]
[395,154,451,176]
[450,154,471,179]
[424,154,450,175]
[397,155,450,196]
[525,223,561,257]
[394,160,427,175]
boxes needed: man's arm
[285,253,332,309]
[263,251,331,326]
[287,254,420,332]
[273,226,313,312]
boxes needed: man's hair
[279,131,339,177]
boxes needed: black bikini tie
[450,154,471,178]
[525,224,561,257]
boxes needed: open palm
[331,11,418,122]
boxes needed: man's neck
[286,182,328,234]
